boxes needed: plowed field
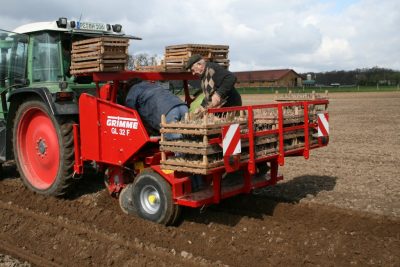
[1,92,399,266]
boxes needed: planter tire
[133,170,181,225]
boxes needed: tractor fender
[5,87,78,160]
[7,87,79,116]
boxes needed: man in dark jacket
[186,55,268,186]
[125,80,188,139]
[186,54,242,111]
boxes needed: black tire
[170,202,182,225]
[119,184,137,215]
[133,170,181,225]
[13,99,75,196]
[256,162,270,176]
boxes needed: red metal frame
[179,100,329,208]
[93,71,197,104]
[93,71,196,82]
[74,71,329,208]
[73,124,82,174]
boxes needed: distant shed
[234,69,303,88]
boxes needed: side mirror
[59,81,68,90]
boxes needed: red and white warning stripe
[317,113,329,137]
[222,124,241,156]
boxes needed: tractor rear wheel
[133,170,181,225]
[13,99,75,196]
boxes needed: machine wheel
[119,184,137,215]
[133,170,181,225]
[13,99,75,196]
[256,162,270,176]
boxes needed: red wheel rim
[17,106,60,190]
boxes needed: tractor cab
[9,18,139,91]
[0,17,139,162]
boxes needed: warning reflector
[222,124,241,156]
[317,113,329,137]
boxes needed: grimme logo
[106,116,138,136]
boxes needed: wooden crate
[159,109,320,174]
[70,37,129,74]
[274,91,329,101]
[164,44,229,71]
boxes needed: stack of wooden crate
[164,44,229,71]
[159,104,325,174]
[70,37,129,74]
[159,112,247,174]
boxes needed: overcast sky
[1,0,399,72]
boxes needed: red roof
[234,69,301,82]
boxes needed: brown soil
[0,92,399,266]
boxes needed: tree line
[302,67,400,86]
[128,53,400,87]
[127,53,159,70]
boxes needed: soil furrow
[0,237,61,267]
[0,200,214,266]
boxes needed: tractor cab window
[61,38,71,77]
[0,30,28,91]
[32,32,62,82]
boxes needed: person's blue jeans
[164,104,188,140]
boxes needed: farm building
[234,69,303,88]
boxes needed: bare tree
[128,53,159,70]
[149,54,158,66]
[127,54,135,70]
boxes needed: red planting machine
[74,71,329,225]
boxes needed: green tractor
[0,17,137,195]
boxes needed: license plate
[77,22,106,31]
